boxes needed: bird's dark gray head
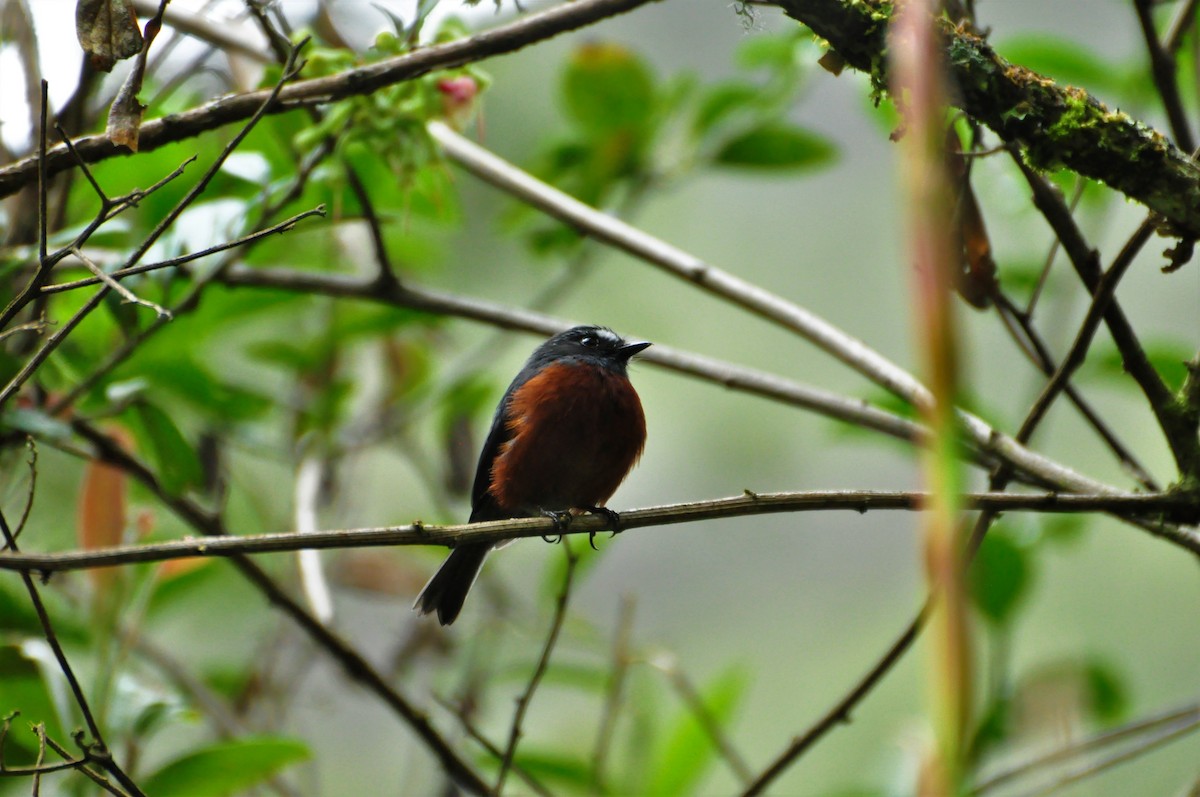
[528,325,651,373]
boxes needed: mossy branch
[774,0,1200,238]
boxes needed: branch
[0,41,307,410]
[40,206,326,294]
[772,0,1200,237]
[1134,0,1195,153]
[742,596,932,796]
[0,490,1193,574]
[1010,153,1198,476]
[0,0,661,199]
[972,701,1200,795]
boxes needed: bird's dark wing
[469,389,518,522]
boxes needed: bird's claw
[584,506,621,550]
[539,508,572,543]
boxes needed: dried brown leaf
[75,0,142,72]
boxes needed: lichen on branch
[775,0,1200,238]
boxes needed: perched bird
[415,325,650,625]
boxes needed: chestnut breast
[488,361,646,514]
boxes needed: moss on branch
[776,0,1200,238]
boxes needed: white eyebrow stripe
[596,328,620,344]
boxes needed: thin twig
[1,437,39,551]
[743,597,934,796]
[1025,177,1083,318]
[654,655,754,784]
[1012,151,1194,474]
[993,292,1158,489]
[66,248,171,317]
[1134,0,1195,152]
[592,595,636,788]
[41,206,326,294]
[1165,0,1200,51]
[972,702,1200,794]
[431,696,553,797]
[1016,220,1153,444]
[41,737,129,797]
[494,539,579,794]
[1019,715,1199,797]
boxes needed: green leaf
[714,124,836,171]
[1040,513,1087,546]
[127,402,205,494]
[1083,340,1193,393]
[968,695,1011,763]
[562,42,656,136]
[735,29,808,71]
[969,529,1032,626]
[141,737,310,797]
[123,354,272,421]
[693,82,761,137]
[1083,660,1128,722]
[0,408,74,442]
[510,750,594,789]
[645,666,748,797]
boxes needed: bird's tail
[413,543,490,626]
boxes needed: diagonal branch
[425,122,1130,497]
[1134,0,1195,153]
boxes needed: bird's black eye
[580,336,598,348]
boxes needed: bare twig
[592,595,636,788]
[743,597,934,796]
[41,737,129,797]
[495,539,579,794]
[41,206,326,294]
[66,248,171,317]
[972,702,1200,794]
[1011,153,1195,475]
[0,489,1191,575]
[653,654,754,784]
[130,0,268,61]
[993,293,1158,490]
[1016,220,1153,446]
[431,696,553,797]
[0,438,39,552]
[1134,0,1196,152]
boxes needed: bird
[414,325,650,626]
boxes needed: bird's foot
[582,506,621,550]
[539,508,572,543]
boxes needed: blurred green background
[1,0,1197,794]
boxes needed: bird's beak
[617,340,651,360]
